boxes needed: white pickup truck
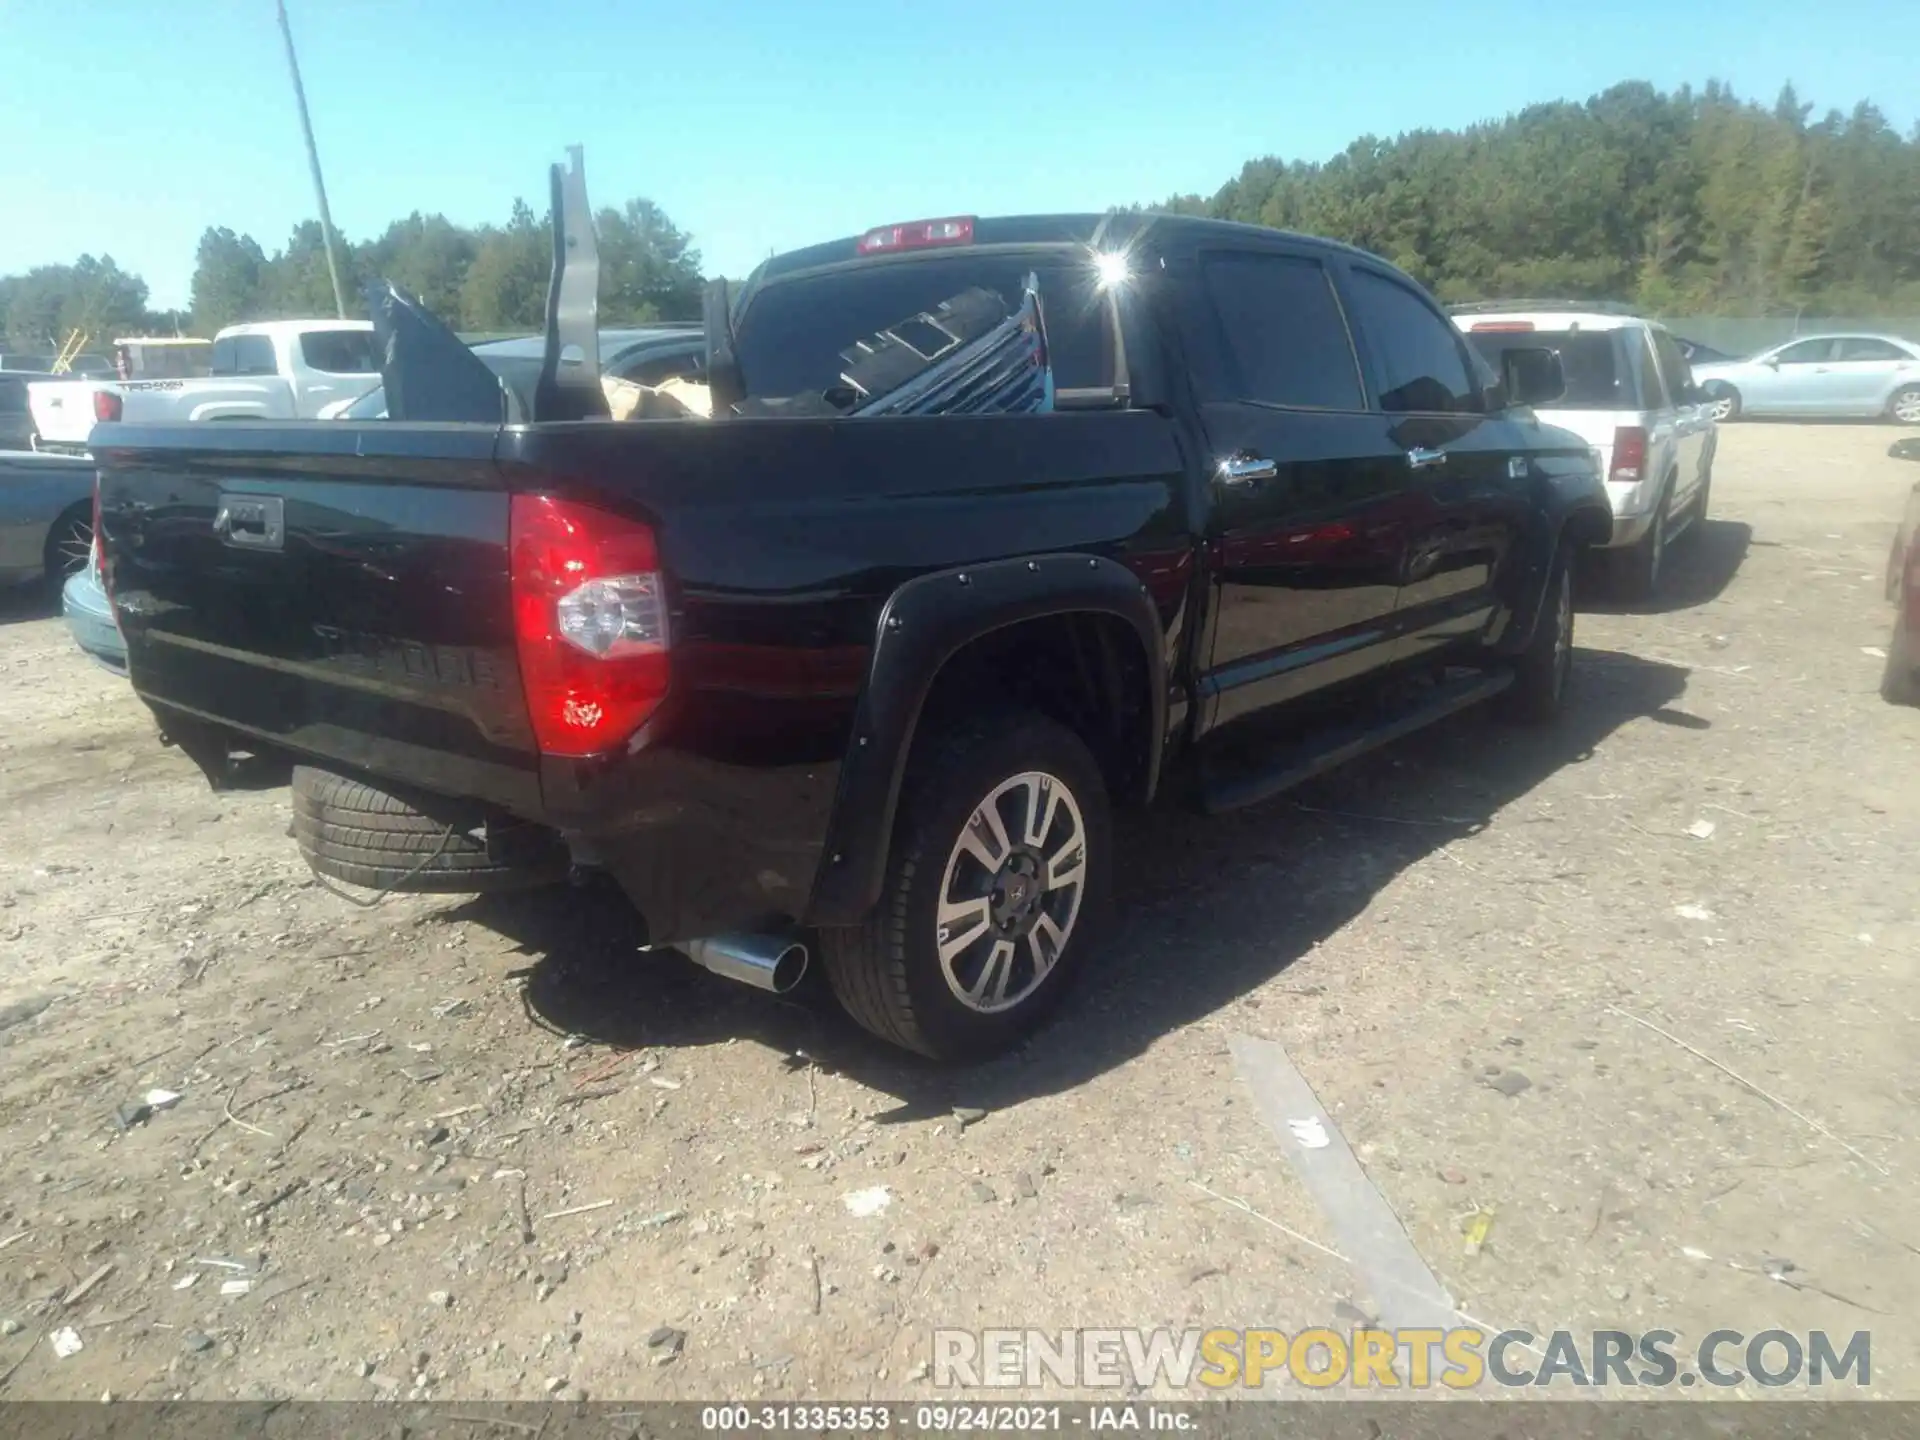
[28,319,379,454]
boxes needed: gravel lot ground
[0,422,1915,1404]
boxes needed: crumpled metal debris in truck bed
[841,277,1053,416]
[729,274,1054,420]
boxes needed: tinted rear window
[735,253,1115,400]
[1465,330,1635,409]
[300,330,377,374]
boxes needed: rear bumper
[534,681,849,945]
[63,570,128,673]
[555,749,840,946]
[136,659,846,946]
[1601,510,1654,549]
[1597,473,1660,549]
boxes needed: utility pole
[275,0,348,318]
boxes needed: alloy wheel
[52,514,93,578]
[935,771,1088,1013]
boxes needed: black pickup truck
[96,158,1608,1061]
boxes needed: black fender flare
[1493,473,1613,657]
[805,553,1166,927]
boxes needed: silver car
[1693,334,1920,423]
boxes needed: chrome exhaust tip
[680,934,810,994]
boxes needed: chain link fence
[1658,316,1920,356]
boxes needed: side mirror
[1501,347,1565,408]
[1763,357,1781,370]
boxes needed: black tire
[1498,541,1574,725]
[1890,385,1920,426]
[1707,386,1741,422]
[1882,615,1920,705]
[1614,479,1672,602]
[43,502,93,583]
[818,711,1111,1062]
[291,764,559,894]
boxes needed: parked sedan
[1694,334,1920,423]
[0,448,95,588]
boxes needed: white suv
[1451,304,1716,598]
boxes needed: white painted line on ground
[1229,1033,1458,1332]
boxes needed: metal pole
[275,0,347,318]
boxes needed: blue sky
[3,0,1911,311]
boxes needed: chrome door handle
[1216,454,1278,487]
[1407,447,1448,470]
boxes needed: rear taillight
[509,494,670,757]
[855,216,975,255]
[93,390,123,424]
[92,479,111,598]
[1609,426,1648,484]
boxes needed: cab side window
[1187,252,1366,411]
[1343,269,1479,413]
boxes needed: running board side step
[1199,670,1513,815]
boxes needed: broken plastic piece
[1287,1117,1331,1149]
[842,1186,892,1218]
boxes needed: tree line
[1144,81,1920,315]
[6,79,1917,356]
[185,196,704,336]
[0,193,705,353]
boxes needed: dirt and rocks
[0,422,1915,1402]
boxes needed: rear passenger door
[1167,242,1412,731]
[1828,337,1917,414]
[1337,262,1522,661]
[1649,326,1711,513]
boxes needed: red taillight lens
[855,216,975,255]
[93,389,123,424]
[1470,321,1536,332]
[1609,426,1648,484]
[92,478,111,598]
[509,494,670,757]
